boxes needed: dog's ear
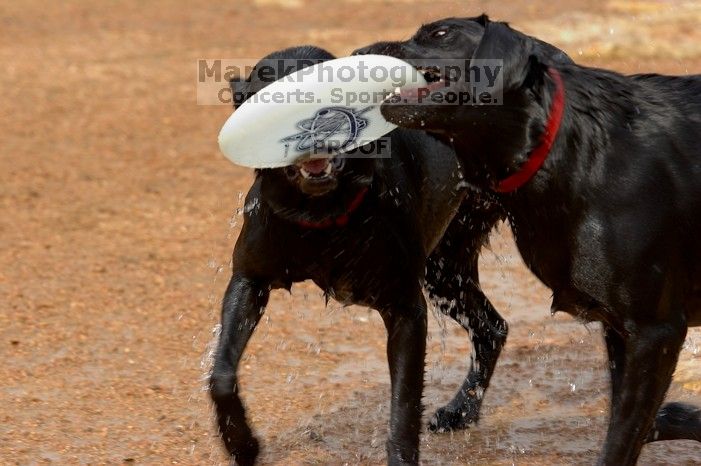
[230,47,336,110]
[472,13,489,26]
[471,21,544,93]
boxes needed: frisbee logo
[281,106,371,153]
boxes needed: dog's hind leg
[600,320,686,465]
[210,272,270,466]
[425,205,507,432]
[426,252,507,432]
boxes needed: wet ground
[1,0,700,464]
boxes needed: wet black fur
[359,15,701,465]
[209,45,506,465]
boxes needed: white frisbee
[217,55,427,169]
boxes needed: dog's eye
[432,29,449,38]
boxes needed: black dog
[358,15,701,465]
[209,45,506,465]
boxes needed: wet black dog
[358,14,701,465]
[209,45,506,465]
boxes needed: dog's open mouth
[386,65,449,103]
[295,156,346,179]
[417,66,446,85]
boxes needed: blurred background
[1,0,700,464]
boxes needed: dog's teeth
[324,161,333,174]
[300,168,311,178]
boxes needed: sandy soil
[1,0,700,464]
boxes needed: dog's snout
[352,41,399,57]
[352,44,373,56]
[284,165,299,180]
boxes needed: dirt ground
[1,0,700,464]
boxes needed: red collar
[494,68,566,193]
[294,187,369,229]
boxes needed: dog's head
[353,15,491,66]
[354,15,572,163]
[233,46,375,200]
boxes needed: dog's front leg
[381,292,428,466]
[210,273,270,466]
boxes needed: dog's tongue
[300,158,329,175]
[400,81,447,101]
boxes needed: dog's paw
[428,406,479,432]
[229,437,260,466]
[645,401,701,443]
[386,439,419,466]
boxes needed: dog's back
[632,74,701,138]
[539,65,701,284]
[379,128,466,253]
[233,45,469,256]
[623,73,701,260]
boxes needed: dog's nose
[352,44,374,56]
